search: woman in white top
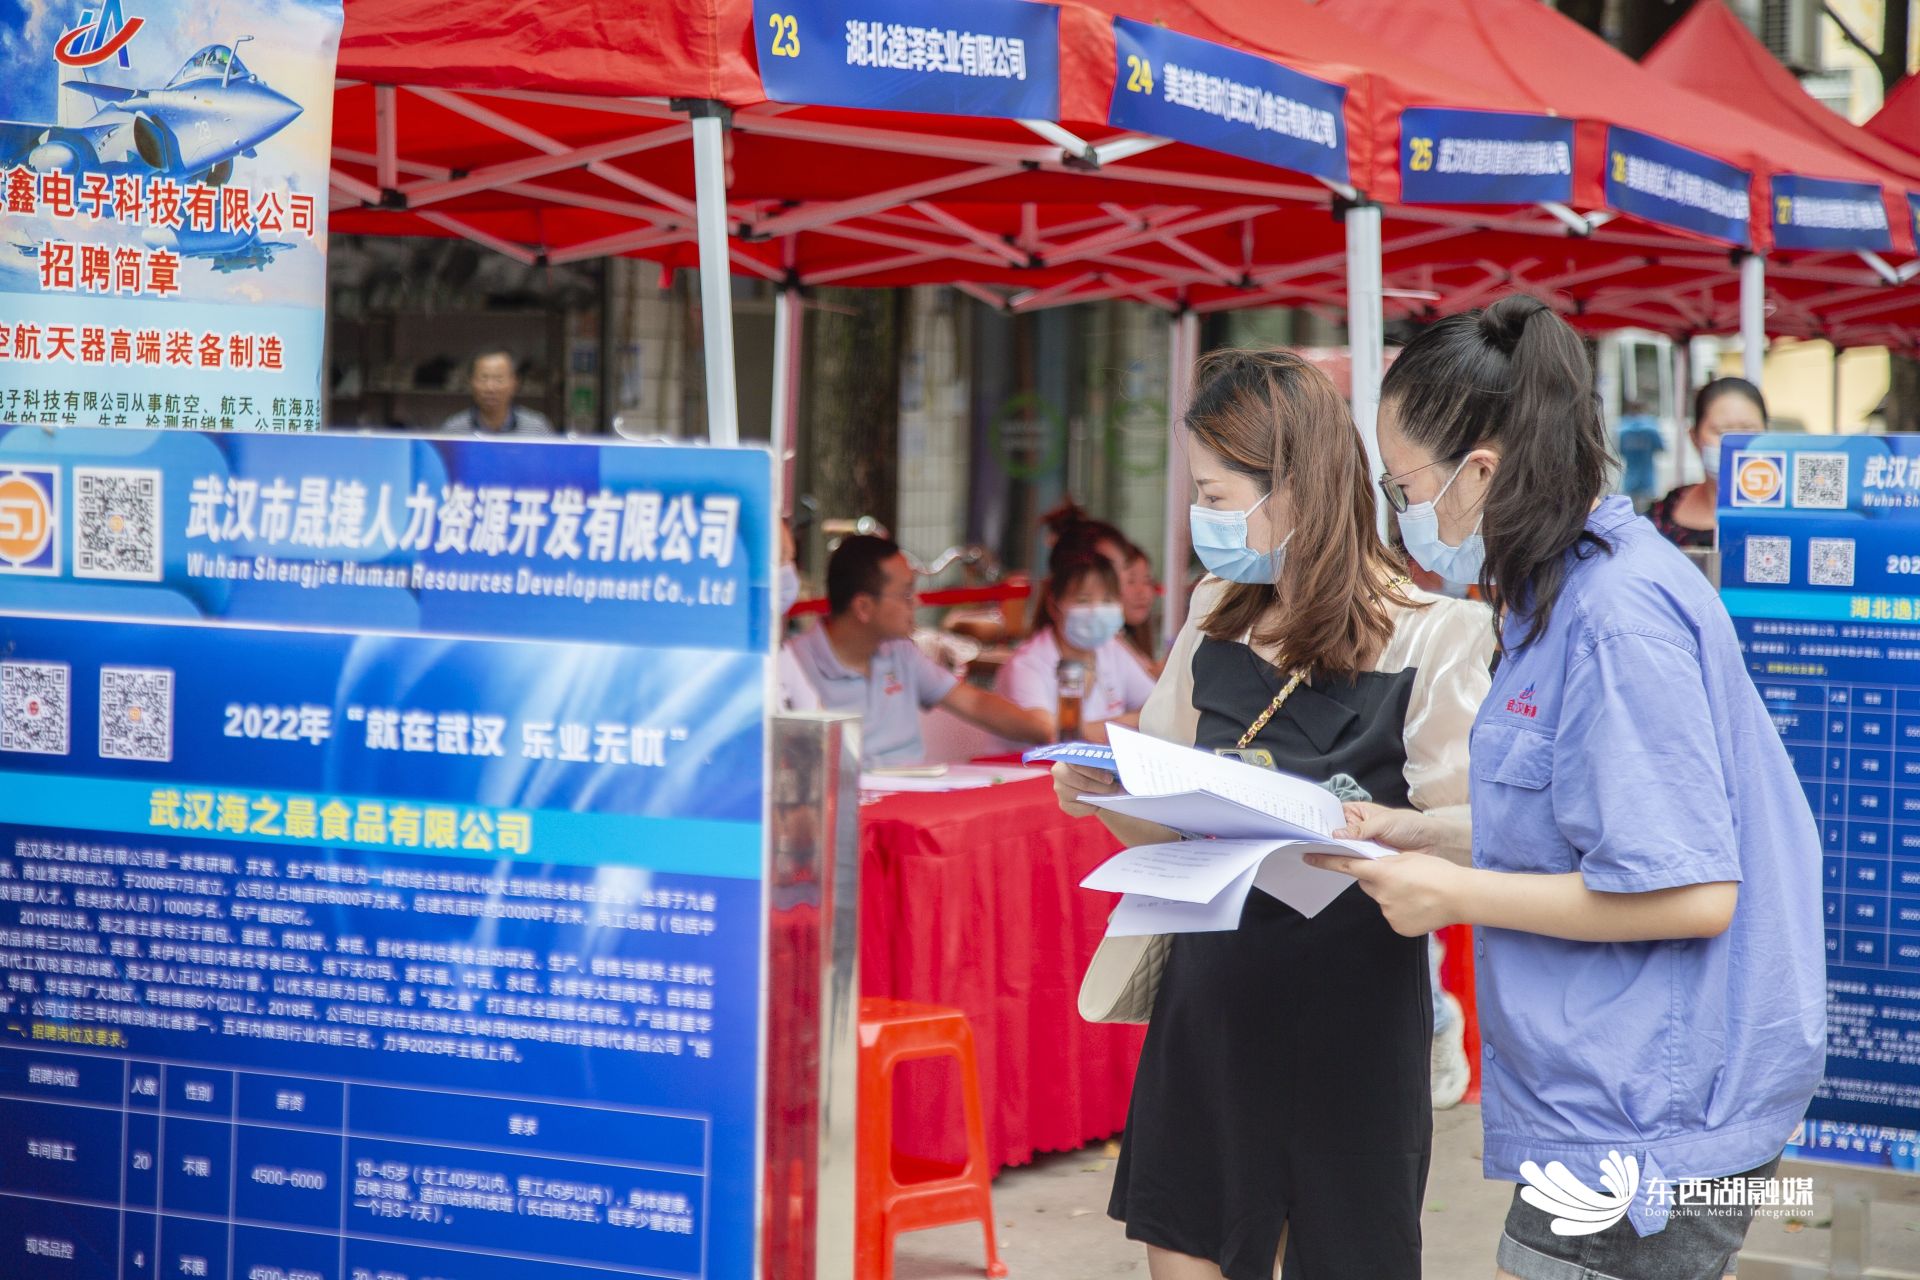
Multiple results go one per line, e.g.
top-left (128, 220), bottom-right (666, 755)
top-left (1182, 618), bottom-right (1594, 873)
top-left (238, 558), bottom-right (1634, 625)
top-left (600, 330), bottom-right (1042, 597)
top-left (995, 549), bottom-right (1157, 743)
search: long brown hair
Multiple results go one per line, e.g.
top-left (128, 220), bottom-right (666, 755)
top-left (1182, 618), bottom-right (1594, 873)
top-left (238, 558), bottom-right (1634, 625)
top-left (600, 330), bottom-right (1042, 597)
top-left (1188, 349), bottom-right (1412, 678)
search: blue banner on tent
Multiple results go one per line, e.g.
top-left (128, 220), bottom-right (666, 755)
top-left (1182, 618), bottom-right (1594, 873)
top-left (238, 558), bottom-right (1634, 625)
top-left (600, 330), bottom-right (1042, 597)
top-left (0, 430), bottom-right (773, 1279)
top-left (1604, 126), bottom-right (1752, 247)
top-left (1399, 108), bottom-right (1574, 205)
top-left (752, 0), bottom-right (1059, 120)
top-left (1718, 433), bottom-right (1920, 1146)
top-left (1108, 17), bottom-right (1347, 185)
top-left (1771, 174), bottom-right (1892, 252)
top-left (1906, 193), bottom-right (1920, 247)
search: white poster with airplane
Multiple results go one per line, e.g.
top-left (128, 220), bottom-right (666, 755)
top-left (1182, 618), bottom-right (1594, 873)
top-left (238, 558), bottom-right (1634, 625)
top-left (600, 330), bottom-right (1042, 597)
top-left (1, 0), bottom-right (340, 430)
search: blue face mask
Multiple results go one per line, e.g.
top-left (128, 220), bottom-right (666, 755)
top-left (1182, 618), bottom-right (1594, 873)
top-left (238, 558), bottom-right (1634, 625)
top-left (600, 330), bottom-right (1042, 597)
top-left (1061, 602), bottom-right (1124, 652)
top-left (1190, 493), bottom-right (1289, 585)
top-left (1395, 457), bottom-right (1486, 587)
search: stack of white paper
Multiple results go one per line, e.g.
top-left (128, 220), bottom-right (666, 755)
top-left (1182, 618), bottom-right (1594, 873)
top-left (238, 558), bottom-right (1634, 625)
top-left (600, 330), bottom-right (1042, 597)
top-left (1077, 726), bottom-right (1397, 931)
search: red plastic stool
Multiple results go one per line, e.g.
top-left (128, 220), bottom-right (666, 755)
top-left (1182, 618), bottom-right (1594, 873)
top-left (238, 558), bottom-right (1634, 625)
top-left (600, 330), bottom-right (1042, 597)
top-left (857, 997), bottom-right (1008, 1279)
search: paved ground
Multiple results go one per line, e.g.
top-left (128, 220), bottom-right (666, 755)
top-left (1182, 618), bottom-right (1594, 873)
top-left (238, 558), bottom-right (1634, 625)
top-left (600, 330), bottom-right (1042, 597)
top-left (894, 1104), bottom-right (1920, 1278)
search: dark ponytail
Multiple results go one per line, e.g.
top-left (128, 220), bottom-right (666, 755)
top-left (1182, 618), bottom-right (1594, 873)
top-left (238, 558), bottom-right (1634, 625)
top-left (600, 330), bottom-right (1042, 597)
top-left (1380, 294), bottom-right (1612, 647)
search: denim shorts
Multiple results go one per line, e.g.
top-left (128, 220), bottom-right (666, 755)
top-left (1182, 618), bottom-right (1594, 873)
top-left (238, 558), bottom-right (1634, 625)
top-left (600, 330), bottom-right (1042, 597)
top-left (1498, 1154), bottom-right (1782, 1280)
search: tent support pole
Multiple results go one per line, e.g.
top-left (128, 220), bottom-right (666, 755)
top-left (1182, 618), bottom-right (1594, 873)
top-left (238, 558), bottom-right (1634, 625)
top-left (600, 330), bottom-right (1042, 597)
top-left (1162, 309), bottom-right (1199, 652)
top-left (1739, 252), bottom-right (1766, 390)
top-left (771, 285), bottom-right (804, 517)
top-left (1345, 199), bottom-right (1387, 539)
top-left (686, 100), bottom-right (740, 446)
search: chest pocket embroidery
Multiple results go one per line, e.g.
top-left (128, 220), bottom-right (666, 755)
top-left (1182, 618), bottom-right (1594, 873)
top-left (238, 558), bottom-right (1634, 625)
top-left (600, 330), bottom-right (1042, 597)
top-left (1471, 722), bottom-right (1574, 872)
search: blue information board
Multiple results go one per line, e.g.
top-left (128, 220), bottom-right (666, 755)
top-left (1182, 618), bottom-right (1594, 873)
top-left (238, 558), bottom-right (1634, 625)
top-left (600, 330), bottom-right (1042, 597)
top-left (1719, 432), bottom-right (1920, 1168)
top-left (0, 427), bottom-right (772, 1279)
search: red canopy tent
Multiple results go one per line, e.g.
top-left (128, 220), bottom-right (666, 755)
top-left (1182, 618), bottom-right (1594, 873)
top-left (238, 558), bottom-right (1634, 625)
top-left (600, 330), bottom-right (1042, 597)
top-left (328, 0), bottom-right (1573, 601)
top-left (1867, 72), bottom-right (1920, 157)
top-left (1320, 0), bottom-right (1916, 367)
top-left (1643, 0), bottom-right (1920, 351)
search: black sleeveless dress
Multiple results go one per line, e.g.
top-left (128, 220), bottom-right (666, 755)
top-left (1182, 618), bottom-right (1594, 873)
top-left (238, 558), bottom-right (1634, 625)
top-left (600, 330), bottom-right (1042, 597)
top-left (1108, 636), bottom-right (1433, 1279)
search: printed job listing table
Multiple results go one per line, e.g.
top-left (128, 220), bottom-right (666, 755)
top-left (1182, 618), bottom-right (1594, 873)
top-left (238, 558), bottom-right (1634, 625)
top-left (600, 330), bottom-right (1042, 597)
top-left (1751, 673), bottom-right (1920, 970)
top-left (0, 1050), bottom-right (706, 1280)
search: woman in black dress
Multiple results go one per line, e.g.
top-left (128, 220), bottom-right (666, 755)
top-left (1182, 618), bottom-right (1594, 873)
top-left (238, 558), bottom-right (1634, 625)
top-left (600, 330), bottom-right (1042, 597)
top-left (1053, 350), bottom-right (1492, 1279)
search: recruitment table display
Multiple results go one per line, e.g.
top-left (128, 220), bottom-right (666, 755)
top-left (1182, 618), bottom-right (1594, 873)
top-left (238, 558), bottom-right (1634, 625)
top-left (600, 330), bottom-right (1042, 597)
top-left (859, 778), bottom-right (1142, 1174)
top-left (1718, 432), bottom-right (1920, 1180)
top-left (0, 427), bottom-right (773, 1280)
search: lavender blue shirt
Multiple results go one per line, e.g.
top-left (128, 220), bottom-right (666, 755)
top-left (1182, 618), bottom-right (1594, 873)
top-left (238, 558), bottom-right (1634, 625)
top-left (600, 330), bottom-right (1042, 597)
top-left (1470, 497), bottom-right (1825, 1204)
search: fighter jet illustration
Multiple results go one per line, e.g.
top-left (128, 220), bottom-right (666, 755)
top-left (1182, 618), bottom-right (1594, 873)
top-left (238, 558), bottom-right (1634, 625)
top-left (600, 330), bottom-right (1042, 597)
top-left (1, 40), bottom-right (302, 188)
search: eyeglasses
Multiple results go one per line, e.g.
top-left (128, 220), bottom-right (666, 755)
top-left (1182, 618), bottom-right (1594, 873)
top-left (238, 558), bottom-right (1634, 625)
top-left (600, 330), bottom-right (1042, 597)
top-left (1376, 452), bottom-right (1465, 514)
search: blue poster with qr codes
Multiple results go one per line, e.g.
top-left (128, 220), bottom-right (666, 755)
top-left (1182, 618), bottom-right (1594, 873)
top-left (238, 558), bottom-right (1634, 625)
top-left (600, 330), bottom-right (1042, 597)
top-left (0, 425), bottom-right (774, 1279)
top-left (1719, 432), bottom-right (1920, 1172)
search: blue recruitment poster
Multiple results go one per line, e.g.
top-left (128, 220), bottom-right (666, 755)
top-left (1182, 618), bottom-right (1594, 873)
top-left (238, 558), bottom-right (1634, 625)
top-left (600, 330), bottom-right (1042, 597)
top-left (1770, 175), bottom-right (1893, 253)
top-left (0, 426), bottom-right (775, 1279)
top-left (1398, 108), bottom-right (1574, 206)
top-left (0, 0), bottom-right (341, 431)
top-left (1108, 16), bottom-right (1347, 185)
top-left (1603, 126), bottom-right (1752, 248)
top-left (1719, 432), bottom-right (1920, 1173)
top-left (753, 0), bottom-right (1060, 120)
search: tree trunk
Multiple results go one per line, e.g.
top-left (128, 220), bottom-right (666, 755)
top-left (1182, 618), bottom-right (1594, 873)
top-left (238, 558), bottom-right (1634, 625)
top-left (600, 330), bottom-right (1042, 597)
top-left (1890, 356), bottom-right (1920, 435)
top-left (801, 289), bottom-right (903, 546)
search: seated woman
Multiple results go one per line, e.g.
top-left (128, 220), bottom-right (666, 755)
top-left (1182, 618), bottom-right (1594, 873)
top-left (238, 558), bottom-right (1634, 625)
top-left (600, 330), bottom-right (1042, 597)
top-left (994, 547), bottom-right (1156, 744)
top-left (1646, 376), bottom-right (1767, 549)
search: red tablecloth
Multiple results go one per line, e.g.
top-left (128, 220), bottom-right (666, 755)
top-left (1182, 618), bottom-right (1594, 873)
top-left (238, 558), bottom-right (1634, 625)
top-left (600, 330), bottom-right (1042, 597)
top-left (859, 777), bottom-right (1144, 1175)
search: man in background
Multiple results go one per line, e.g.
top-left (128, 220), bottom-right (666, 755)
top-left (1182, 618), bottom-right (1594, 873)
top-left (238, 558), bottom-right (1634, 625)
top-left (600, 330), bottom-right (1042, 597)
top-left (785, 535), bottom-right (1049, 767)
top-left (1616, 395), bottom-right (1665, 511)
top-left (441, 349), bottom-right (558, 436)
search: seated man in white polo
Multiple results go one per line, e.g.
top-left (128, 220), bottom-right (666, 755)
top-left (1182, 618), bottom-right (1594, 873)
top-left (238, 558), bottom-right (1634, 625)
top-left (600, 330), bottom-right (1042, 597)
top-left (785, 536), bottom-right (1048, 767)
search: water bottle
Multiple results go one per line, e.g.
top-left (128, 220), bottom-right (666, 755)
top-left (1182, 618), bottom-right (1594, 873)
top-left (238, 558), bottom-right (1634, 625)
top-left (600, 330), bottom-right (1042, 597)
top-left (1056, 659), bottom-right (1087, 741)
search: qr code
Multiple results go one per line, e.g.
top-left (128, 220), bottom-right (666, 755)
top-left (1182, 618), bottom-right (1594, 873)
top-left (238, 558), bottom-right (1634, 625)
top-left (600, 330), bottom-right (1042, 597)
top-left (1792, 453), bottom-right (1849, 510)
top-left (1, 661), bottom-right (69, 755)
top-left (1746, 536), bottom-right (1791, 585)
top-left (1809, 537), bottom-right (1856, 587)
top-left (74, 466), bottom-right (162, 581)
top-left (99, 666), bottom-right (173, 762)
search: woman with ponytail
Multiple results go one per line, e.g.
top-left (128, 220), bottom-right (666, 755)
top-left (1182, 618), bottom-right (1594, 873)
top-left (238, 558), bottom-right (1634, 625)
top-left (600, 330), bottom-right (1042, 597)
top-left (1049, 349), bottom-right (1494, 1280)
top-left (1305, 295), bottom-right (1825, 1280)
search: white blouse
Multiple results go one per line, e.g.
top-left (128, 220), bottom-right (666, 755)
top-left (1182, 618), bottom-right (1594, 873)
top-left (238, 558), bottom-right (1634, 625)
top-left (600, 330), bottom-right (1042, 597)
top-left (1139, 578), bottom-right (1494, 815)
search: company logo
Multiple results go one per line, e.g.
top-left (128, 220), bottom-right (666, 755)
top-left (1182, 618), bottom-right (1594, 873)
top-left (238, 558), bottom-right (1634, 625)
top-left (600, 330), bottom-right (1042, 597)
top-left (1730, 451), bottom-right (1787, 508)
top-left (0, 466), bottom-right (60, 576)
top-left (1519, 1150), bottom-right (1639, 1237)
top-left (1504, 683), bottom-right (1538, 719)
top-left (55, 0), bottom-right (145, 70)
